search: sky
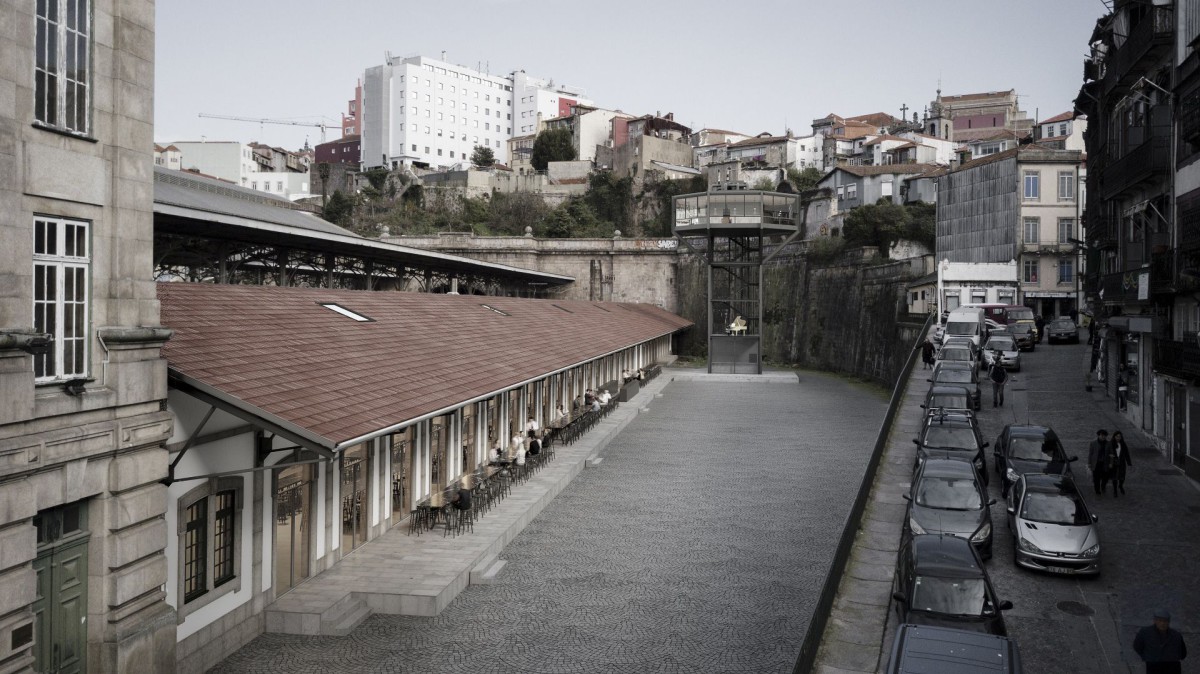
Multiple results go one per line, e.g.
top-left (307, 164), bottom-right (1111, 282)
top-left (155, 0), bottom-right (1109, 152)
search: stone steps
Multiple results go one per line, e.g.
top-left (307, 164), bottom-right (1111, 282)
top-left (322, 596), bottom-right (371, 637)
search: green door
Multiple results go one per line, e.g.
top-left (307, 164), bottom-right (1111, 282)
top-left (32, 503), bottom-right (89, 674)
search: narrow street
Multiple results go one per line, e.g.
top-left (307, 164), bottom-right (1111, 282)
top-left (971, 334), bottom-right (1200, 673)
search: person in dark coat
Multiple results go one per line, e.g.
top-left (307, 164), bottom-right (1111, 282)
top-left (1110, 430), bottom-right (1133, 496)
top-left (920, 338), bottom-right (936, 369)
top-left (1035, 315), bottom-right (1046, 343)
top-left (1133, 609), bottom-right (1187, 674)
top-left (1087, 429), bottom-right (1113, 496)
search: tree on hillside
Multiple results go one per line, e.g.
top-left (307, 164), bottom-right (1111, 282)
top-left (842, 200), bottom-right (912, 256)
top-left (584, 171), bottom-right (633, 231)
top-left (531, 128), bottom-right (576, 171)
top-left (786, 166), bottom-right (824, 192)
top-left (904, 201), bottom-right (936, 250)
top-left (323, 190), bottom-right (354, 227)
top-left (471, 145), bottom-right (495, 168)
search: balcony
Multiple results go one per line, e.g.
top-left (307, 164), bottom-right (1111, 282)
top-left (1155, 339), bottom-right (1200, 381)
top-left (1099, 267), bottom-right (1150, 303)
top-left (1021, 241), bottom-right (1076, 255)
top-left (1101, 129), bottom-right (1170, 199)
top-left (1102, 5), bottom-right (1174, 96)
top-left (1181, 199), bottom-right (1200, 254)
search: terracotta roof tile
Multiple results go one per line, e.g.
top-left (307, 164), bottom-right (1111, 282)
top-left (1040, 111), bottom-right (1075, 125)
top-left (160, 284), bottom-right (692, 449)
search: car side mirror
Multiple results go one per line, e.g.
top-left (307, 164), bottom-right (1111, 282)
top-left (920, 404), bottom-right (926, 409)
top-left (912, 439), bottom-right (920, 446)
top-left (999, 600), bottom-right (1014, 611)
top-left (1092, 514), bottom-right (1099, 522)
top-left (982, 442), bottom-right (990, 448)
top-left (902, 494), bottom-right (912, 501)
top-left (1068, 456), bottom-right (1078, 462)
top-left (988, 498), bottom-right (996, 505)
top-left (892, 592), bottom-right (908, 604)
top-left (926, 379), bottom-right (933, 383)
top-left (1006, 507), bottom-right (1015, 515)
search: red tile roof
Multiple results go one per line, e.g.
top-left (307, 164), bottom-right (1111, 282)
top-left (159, 284), bottom-right (692, 449)
top-left (1040, 111), bottom-right (1075, 125)
top-left (826, 163), bottom-right (939, 178)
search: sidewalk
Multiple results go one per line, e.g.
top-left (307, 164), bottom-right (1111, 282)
top-left (812, 335), bottom-right (1200, 673)
top-left (264, 373), bottom-right (674, 636)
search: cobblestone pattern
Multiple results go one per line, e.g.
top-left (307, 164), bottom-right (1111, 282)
top-left (211, 373), bottom-right (888, 673)
top-left (972, 339), bottom-right (1200, 674)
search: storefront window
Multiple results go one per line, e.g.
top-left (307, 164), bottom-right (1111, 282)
top-left (1122, 337), bottom-right (1139, 405)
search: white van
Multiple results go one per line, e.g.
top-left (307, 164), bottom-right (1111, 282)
top-left (944, 307), bottom-right (987, 350)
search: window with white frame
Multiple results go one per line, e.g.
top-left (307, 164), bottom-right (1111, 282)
top-left (1022, 258), bottom-right (1039, 283)
top-left (35, 0), bottom-right (91, 134)
top-left (1058, 218), bottom-right (1075, 243)
top-left (1058, 258), bottom-right (1074, 283)
top-left (1023, 217), bottom-right (1039, 244)
top-left (33, 217), bottom-right (89, 381)
top-left (1059, 123), bottom-right (1067, 136)
top-left (1023, 170), bottom-right (1040, 200)
top-left (178, 479), bottom-right (242, 617)
top-left (1058, 171), bottom-right (1075, 201)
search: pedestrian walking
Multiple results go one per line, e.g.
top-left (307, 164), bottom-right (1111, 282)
top-left (921, 338), bottom-right (936, 370)
top-left (1087, 319), bottom-right (1097, 345)
top-left (988, 354), bottom-right (1009, 407)
top-left (1035, 314), bottom-right (1046, 343)
top-left (1110, 430), bottom-right (1133, 495)
top-left (1133, 609), bottom-right (1187, 674)
top-left (1087, 429), bottom-right (1113, 496)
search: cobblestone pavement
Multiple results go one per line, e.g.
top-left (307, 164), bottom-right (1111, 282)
top-left (961, 336), bottom-right (1200, 673)
top-left (211, 373), bottom-right (888, 674)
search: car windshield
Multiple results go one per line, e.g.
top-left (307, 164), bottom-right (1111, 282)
top-left (936, 370), bottom-right (973, 384)
top-left (922, 426), bottom-right (979, 449)
top-left (1050, 320), bottom-right (1074, 329)
top-left (1010, 323), bottom-right (1032, 334)
top-left (940, 348), bottom-right (971, 361)
top-left (929, 394), bottom-right (969, 409)
top-left (986, 337), bottom-right (1015, 351)
top-left (1007, 308), bottom-right (1035, 322)
top-left (1009, 437), bottom-right (1060, 461)
top-left (946, 321), bottom-right (977, 336)
top-left (912, 576), bottom-right (994, 616)
top-left (1020, 492), bottom-right (1090, 525)
top-left (916, 477), bottom-right (982, 510)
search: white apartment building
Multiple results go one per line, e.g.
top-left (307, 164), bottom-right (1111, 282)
top-left (361, 55), bottom-right (592, 171)
top-left (170, 141), bottom-right (259, 182)
top-left (1036, 112), bottom-right (1087, 152)
top-left (159, 141), bottom-right (312, 200)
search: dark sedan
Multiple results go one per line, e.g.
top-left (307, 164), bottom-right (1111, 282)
top-left (921, 385), bottom-right (974, 417)
top-left (1044, 318), bottom-right (1079, 344)
top-left (1008, 322), bottom-right (1037, 351)
top-left (905, 459), bottom-right (995, 558)
top-left (914, 411), bottom-right (989, 484)
top-left (892, 534), bottom-right (1013, 636)
top-left (993, 425), bottom-right (1076, 496)
top-left (929, 362), bottom-right (981, 410)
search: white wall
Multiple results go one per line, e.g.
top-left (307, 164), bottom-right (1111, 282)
top-left (170, 142), bottom-right (255, 183)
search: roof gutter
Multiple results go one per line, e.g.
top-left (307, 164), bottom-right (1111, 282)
top-left (332, 326), bottom-right (685, 451)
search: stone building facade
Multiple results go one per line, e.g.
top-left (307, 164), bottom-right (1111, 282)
top-left (0, 2), bottom-right (176, 672)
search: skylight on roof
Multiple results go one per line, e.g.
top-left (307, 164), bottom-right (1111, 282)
top-left (480, 304), bottom-right (510, 316)
top-left (319, 303), bottom-right (373, 322)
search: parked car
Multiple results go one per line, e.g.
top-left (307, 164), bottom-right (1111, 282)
top-left (1006, 474), bottom-right (1100, 575)
top-left (921, 385), bottom-right (975, 417)
top-left (929, 362), bottom-right (982, 410)
top-left (1008, 322), bottom-right (1037, 351)
top-left (937, 344), bottom-right (980, 376)
top-left (885, 624), bottom-right (1023, 674)
top-left (905, 458), bottom-right (995, 558)
top-left (982, 334), bottom-right (1021, 372)
top-left (1044, 318), bottom-right (1080, 344)
top-left (993, 425), bottom-right (1076, 496)
top-left (914, 411), bottom-right (989, 483)
top-left (892, 534), bottom-right (1013, 636)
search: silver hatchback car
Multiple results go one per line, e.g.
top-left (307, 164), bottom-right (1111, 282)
top-left (1007, 474), bottom-right (1100, 575)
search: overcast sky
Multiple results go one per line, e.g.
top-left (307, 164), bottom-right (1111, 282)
top-left (155, 0), bottom-right (1107, 151)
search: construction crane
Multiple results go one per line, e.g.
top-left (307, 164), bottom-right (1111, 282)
top-left (197, 113), bottom-right (338, 143)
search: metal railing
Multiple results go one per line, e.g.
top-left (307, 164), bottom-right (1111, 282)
top-left (1103, 5), bottom-right (1173, 94)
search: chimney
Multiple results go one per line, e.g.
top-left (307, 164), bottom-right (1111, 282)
top-left (665, 112), bottom-right (674, 121)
